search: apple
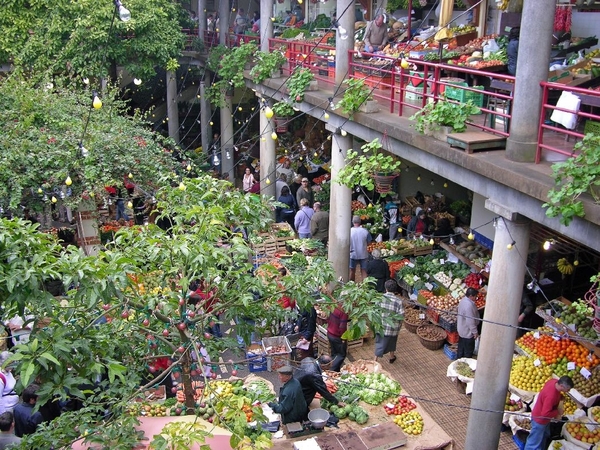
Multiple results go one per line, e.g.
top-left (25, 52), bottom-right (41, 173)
top-left (187, 310), bottom-right (195, 318)
top-left (162, 329), bottom-right (170, 337)
top-left (177, 322), bottom-right (186, 331)
top-left (179, 299), bottom-right (186, 306)
top-left (142, 318), bottom-right (150, 327)
top-left (211, 372), bottom-right (217, 379)
top-left (102, 304), bottom-right (111, 311)
top-left (121, 310), bottom-right (130, 319)
top-left (148, 365), bottom-right (156, 373)
top-left (204, 332), bottom-right (212, 340)
top-left (207, 416), bottom-right (213, 423)
top-left (177, 346), bottom-right (185, 353)
top-left (175, 407), bottom-right (182, 416)
top-left (231, 369), bottom-right (238, 376)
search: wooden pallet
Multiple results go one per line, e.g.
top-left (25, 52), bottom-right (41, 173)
top-left (447, 131), bottom-right (507, 154)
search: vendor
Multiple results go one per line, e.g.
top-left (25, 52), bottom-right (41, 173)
top-left (507, 27), bottom-right (520, 76)
top-left (363, 14), bottom-right (388, 53)
top-left (268, 366), bottom-right (308, 424)
top-left (295, 356), bottom-right (345, 408)
top-left (407, 207), bottom-right (431, 237)
top-left (283, 10), bottom-right (296, 27)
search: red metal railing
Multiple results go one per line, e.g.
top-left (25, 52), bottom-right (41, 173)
top-left (536, 82), bottom-right (600, 163)
top-left (269, 38), bottom-right (337, 85)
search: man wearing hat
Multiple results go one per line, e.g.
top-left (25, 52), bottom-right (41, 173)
top-left (295, 356), bottom-right (345, 408)
top-left (268, 366), bottom-right (307, 424)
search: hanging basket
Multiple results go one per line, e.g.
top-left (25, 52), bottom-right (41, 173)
top-left (373, 173), bottom-right (399, 194)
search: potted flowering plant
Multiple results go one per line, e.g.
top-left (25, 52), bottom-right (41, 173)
top-left (287, 67), bottom-right (315, 102)
top-left (336, 78), bottom-right (377, 118)
top-left (410, 96), bottom-right (480, 138)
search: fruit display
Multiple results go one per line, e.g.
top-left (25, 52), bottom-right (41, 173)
top-left (569, 369), bottom-right (600, 399)
top-left (504, 393), bottom-right (523, 412)
top-left (452, 241), bottom-right (489, 262)
top-left (509, 356), bottom-right (553, 392)
top-left (416, 325), bottom-right (447, 342)
top-left (367, 240), bottom-right (414, 257)
top-left (395, 253), bottom-right (470, 290)
top-left (393, 411), bottom-right (424, 435)
top-left (433, 272), bottom-right (453, 289)
top-left (384, 396), bottom-right (417, 416)
top-left (464, 273), bottom-right (485, 290)
top-left (127, 402), bottom-right (169, 417)
top-left (404, 308), bottom-right (429, 328)
top-left (589, 406), bottom-right (600, 423)
top-left (558, 300), bottom-right (597, 341)
top-left (427, 293), bottom-right (459, 311)
top-left (355, 373), bottom-right (401, 405)
top-left (564, 420), bottom-right (600, 446)
top-left (513, 417), bottom-right (531, 431)
top-left (557, 258), bottom-right (575, 275)
top-left (562, 393), bottom-right (578, 415)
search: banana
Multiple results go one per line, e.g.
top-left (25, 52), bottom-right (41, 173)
top-left (557, 258), bottom-right (574, 275)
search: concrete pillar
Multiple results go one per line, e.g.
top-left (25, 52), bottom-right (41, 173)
top-left (335, 0), bottom-right (354, 86)
top-left (220, 94), bottom-right (234, 180)
top-left (200, 81), bottom-right (211, 156)
top-left (260, 99), bottom-right (276, 200)
top-left (166, 70), bottom-right (180, 143)
top-left (505, 0), bottom-right (555, 162)
top-left (197, 0), bottom-right (206, 39)
top-left (260, 0), bottom-right (273, 53)
top-left (327, 128), bottom-right (352, 282)
top-left (465, 200), bottom-right (531, 450)
top-left (219, 0), bottom-right (229, 45)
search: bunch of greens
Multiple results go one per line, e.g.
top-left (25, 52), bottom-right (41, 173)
top-left (355, 373), bottom-right (401, 405)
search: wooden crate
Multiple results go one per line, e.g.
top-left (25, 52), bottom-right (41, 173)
top-left (433, 213), bottom-right (456, 228)
top-left (413, 245), bottom-right (434, 256)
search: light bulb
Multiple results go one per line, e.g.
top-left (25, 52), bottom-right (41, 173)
top-left (213, 154), bottom-right (220, 165)
top-left (51, 196), bottom-right (58, 203)
top-left (298, 0), bottom-right (302, 3)
top-left (45, 82), bottom-right (54, 90)
top-left (115, 1), bottom-right (131, 21)
top-left (299, 156), bottom-right (303, 161)
top-left (507, 242), bottom-right (514, 250)
top-left (261, 137), bottom-right (266, 142)
top-left (90, 192), bottom-right (95, 198)
top-left (543, 240), bottom-right (552, 250)
top-left (271, 132), bottom-right (278, 140)
top-left (338, 26), bottom-right (348, 40)
top-left (127, 201), bottom-right (133, 208)
top-left (340, 129), bottom-right (347, 137)
top-left (209, 121), bottom-right (214, 126)
top-left (92, 94), bottom-right (102, 109)
top-left (226, 150), bottom-right (231, 160)
top-left (133, 78), bottom-right (142, 85)
top-left (43, 194), bottom-right (48, 202)
top-left (314, 152), bottom-right (318, 157)
top-left (430, 180), bottom-right (434, 186)
top-left (60, 191), bottom-right (65, 199)
top-left (574, 260), bottom-right (579, 266)
top-left (80, 143), bottom-right (89, 157)
top-left (83, 78), bottom-right (89, 85)
top-left (238, 106), bottom-right (242, 111)
top-left (178, 182), bottom-right (186, 191)
top-left (324, 112), bottom-right (330, 120)
top-left (65, 176), bottom-right (72, 186)
top-left (186, 164), bottom-right (191, 171)
top-left (301, 142), bottom-right (307, 151)
top-left (37, 188), bottom-right (43, 194)
top-left (264, 107), bottom-right (274, 119)
top-left (527, 281), bottom-right (534, 290)
top-left (327, 135), bottom-right (331, 140)
top-left (128, 173), bottom-right (133, 179)
top-left (468, 232), bottom-right (474, 240)
top-left (108, 198), bottom-right (112, 205)
top-left (429, 238), bottom-right (434, 245)
top-left (444, 182), bottom-right (448, 188)
top-left (271, 17), bottom-right (275, 22)
top-left (449, 237), bottom-right (454, 245)
top-left (417, 175), bottom-right (421, 181)
top-left (266, 178), bottom-right (271, 185)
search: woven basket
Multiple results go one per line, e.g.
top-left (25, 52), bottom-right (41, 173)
top-left (404, 308), bottom-right (427, 334)
top-left (416, 325), bottom-right (447, 350)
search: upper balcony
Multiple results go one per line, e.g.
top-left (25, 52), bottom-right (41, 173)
top-left (188, 29), bottom-right (600, 249)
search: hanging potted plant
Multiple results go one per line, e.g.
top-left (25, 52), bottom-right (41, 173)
top-left (272, 101), bottom-right (295, 133)
top-left (287, 67), bottom-right (316, 102)
top-left (543, 134), bottom-right (600, 226)
top-left (335, 138), bottom-right (401, 193)
top-left (336, 78), bottom-right (378, 119)
top-left (249, 49), bottom-right (287, 83)
top-left (410, 96), bottom-right (480, 139)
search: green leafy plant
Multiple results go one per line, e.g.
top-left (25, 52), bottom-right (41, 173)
top-left (207, 42), bottom-right (258, 106)
top-left (336, 78), bottom-right (374, 119)
top-left (287, 67), bottom-right (315, 102)
top-left (543, 134), bottom-right (600, 226)
top-left (272, 101), bottom-right (295, 118)
top-left (249, 48), bottom-right (286, 83)
top-left (410, 96), bottom-right (480, 133)
top-left (335, 138), bottom-right (402, 191)
top-left (149, 421), bottom-right (210, 450)
top-left (281, 28), bottom-right (304, 39)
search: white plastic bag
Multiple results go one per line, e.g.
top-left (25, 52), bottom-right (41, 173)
top-left (473, 336), bottom-right (480, 355)
top-left (483, 39), bottom-right (500, 54)
top-left (550, 91), bottom-right (581, 130)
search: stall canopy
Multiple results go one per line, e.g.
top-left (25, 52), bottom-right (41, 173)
top-left (435, 0), bottom-right (454, 41)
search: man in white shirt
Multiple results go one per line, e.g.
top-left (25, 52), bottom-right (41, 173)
top-left (349, 216), bottom-right (372, 282)
top-left (457, 288), bottom-right (480, 358)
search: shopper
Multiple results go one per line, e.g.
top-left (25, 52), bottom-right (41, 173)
top-left (384, 198), bottom-right (400, 240)
top-left (276, 186), bottom-right (296, 228)
top-left (407, 207), bottom-right (430, 237)
top-left (294, 198), bottom-right (314, 239)
top-left (0, 352), bottom-right (19, 414)
top-left (296, 178), bottom-right (314, 208)
top-left (268, 366), bottom-right (307, 424)
top-left (327, 304), bottom-right (349, 372)
top-left (457, 288), bottom-right (479, 359)
top-left (374, 280), bottom-right (404, 364)
top-left (242, 167), bottom-right (257, 193)
top-left (524, 376), bottom-right (574, 450)
top-left (365, 249), bottom-right (389, 293)
top-left (0, 412), bottom-right (20, 449)
top-left (310, 202), bottom-right (329, 246)
top-left (294, 356), bottom-right (345, 407)
top-left (349, 216), bottom-right (372, 282)
top-left (13, 384), bottom-right (43, 437)
top-left (275, 173), bottom-right (289, 201)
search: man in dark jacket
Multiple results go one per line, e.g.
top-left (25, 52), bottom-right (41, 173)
top-left (294, 356), bottom-right (345, 407)
top-left (268, 366), bottom-right (307, 424)
top-left (13, 384), bottom-right (43, 437)
top-left (365, 248), bottom-right (389, 293)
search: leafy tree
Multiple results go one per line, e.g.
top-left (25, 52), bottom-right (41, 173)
top-left (0, 74), bottom-right (176, 215)
top-left (0, 0), bottom-right (187, 82)
top-left (1, 175), bottom-right (388, 449)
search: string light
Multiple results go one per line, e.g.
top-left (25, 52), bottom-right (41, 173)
top-left (340, 129), bottom-right (347, 137)
top-left (65, 176), bottom-right (72, 186)
top-left (79, 143), bottom-right (89, 157)
top-left (178, 182), bottom-right (186, 191)
top-left (543, 240), bottom-right (554, 250)
top-left (417, 174), bottom-right (421, 181)
top-left (213, 153), bottom-right (220, 165)
top-left (127, 200), bottom-right (133, 208)
top-left (37, 188), bottom-right (43, 194)
top-left (449, 236), bottom-right (454, 245)
top-left (443, 182), bottom-right (448, 188)
top-left (507, 241), bottom-right (515, 250)
top-left (429, 238), bottom-right (434, 245)
top-left (265, 178), bottom-right (271, 185)
top-left (133, 78), bottom-right (142, 85)
top-left (92, 92), bottom-right (102, 109)
top-left (226, 150), bottom-right (231, 160)
top-left (51, 196), bottom-right (58, 203)
top-left (467, 232), bottom-right (474, 240)
top-left (271, 132), bottom-right (278, 140)
top-left (430, 179), bottom-right (434, 186)
top-left (323, 112), bottom-right (330, 120)
top-left (264, 107), bottom-right (274, 119)
top-left (128, 173), bottom-right (133, 179)
top-left (186, 164), bottom-right (191, 171)
top-left (328, 97), bottom-right (336, 110)
top-left (301, 142), bottom-right (307, 151)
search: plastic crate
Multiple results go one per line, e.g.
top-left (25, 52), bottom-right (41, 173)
top-left (262, 336), bottom-right (292, 372)
top-left (248, 356), bottom-right (268, 373)
top-left (405, 86), bottom-right (424, 101)
top-left (446, 331), bottom-right (459, 345)
top-left (443, 344), bottom-right (458, 361)
top-left (426, 307), bottom-right (440, 324)
top-left (439, 315), bottom-right (458, 333)
top-left (445, 83), bottom-right (484, 111)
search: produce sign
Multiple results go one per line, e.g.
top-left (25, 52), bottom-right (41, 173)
top-left (509, 355), bottom-right (553, 392)
top-left (384, 396), bottom-right (417, 416)
top-left (393, 411), bottom-right (424, 435)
